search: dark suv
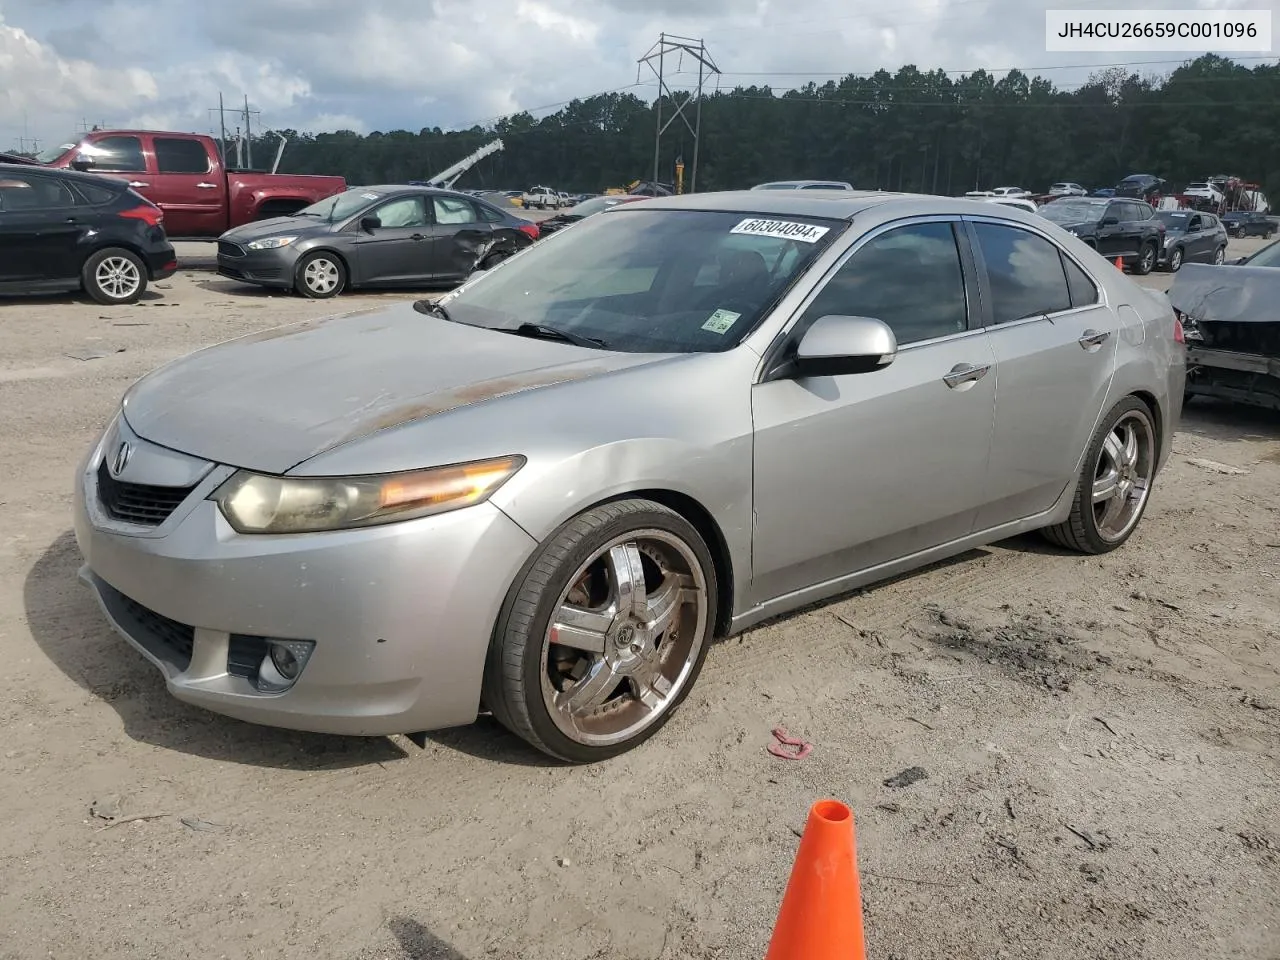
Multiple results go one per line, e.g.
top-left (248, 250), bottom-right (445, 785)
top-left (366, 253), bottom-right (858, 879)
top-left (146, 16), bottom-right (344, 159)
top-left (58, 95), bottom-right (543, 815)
top-left (1039, 196), bottom-right (1165, 274)
top-left (0, 163), bottom-right (176, 304)
top-left (1154, 210), bottom-right (1229, 271)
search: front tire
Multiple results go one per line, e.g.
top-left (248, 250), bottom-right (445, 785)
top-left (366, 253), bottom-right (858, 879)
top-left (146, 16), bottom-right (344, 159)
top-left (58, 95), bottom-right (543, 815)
top-left (1213, 245), bottom-right (1226, 265)
top-left (1165, 246), bottom-right (1183, 272)
top-left (294, 252), bottom-right (345, 299)
top-left (483, 499), bottom-right (718, 763)
top-left (1042, 396), bottom-right (1157, 555)
top-left (83, 248), bottom-right (147, 305)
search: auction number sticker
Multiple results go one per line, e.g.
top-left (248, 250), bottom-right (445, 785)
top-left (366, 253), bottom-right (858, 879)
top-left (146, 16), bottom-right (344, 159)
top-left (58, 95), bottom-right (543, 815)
top-left (730, 218), bottom-right (830, 243)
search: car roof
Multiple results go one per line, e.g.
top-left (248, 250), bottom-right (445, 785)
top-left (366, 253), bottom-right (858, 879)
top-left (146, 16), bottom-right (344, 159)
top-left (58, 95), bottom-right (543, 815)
top-left (0, 162), bottom-right (127, 187)
top-left (619, 189), bottom-right (1056, 223)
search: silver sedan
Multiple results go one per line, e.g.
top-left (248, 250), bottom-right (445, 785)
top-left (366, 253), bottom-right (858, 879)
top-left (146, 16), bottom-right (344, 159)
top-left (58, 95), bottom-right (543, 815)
top-left (74, 191), bottom-right (1185, 762)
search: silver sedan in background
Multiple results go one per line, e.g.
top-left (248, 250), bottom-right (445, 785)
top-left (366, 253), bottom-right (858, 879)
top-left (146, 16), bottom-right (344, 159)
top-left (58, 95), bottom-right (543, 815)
top-left (74, 191), bottom-right (1184, 762)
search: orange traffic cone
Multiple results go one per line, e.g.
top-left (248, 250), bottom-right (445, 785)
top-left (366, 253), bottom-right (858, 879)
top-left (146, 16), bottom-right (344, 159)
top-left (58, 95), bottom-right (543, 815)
top-left (765, 800), bottom-right (866, 960)
top-left (1114, 256), bottom-right (1124, 271)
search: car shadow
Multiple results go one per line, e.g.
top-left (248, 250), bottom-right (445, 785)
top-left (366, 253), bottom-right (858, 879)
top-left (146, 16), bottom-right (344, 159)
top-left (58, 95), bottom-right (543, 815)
top-left (24, 531), bottom-right (408, 771)
top-left (385, 917), bottom-right (470, 959)
top-left (1178, 398), bottom-right (1280, 443)
top-left (193, 277), bottom-right (451, 301)
top-left (0, 289), bottom-right (165, 307)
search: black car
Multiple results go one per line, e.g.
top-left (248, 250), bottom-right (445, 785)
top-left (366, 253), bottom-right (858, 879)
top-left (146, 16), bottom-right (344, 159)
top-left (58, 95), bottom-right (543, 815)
top-left (1154, 210), bottom-right (1228, 271)
top-left (1221, 211), bottom-right (1276, 239)
top-left (537, 194), bottom-right (648, 236)
top-left (216, 186), bottom-right (539, 298)
top-left (1113, 174), bottom-right (1166, 200)
top-left (0, 163), bottom-right (176, 304)
top-left (1038, 196), bottom-right (1165, 274)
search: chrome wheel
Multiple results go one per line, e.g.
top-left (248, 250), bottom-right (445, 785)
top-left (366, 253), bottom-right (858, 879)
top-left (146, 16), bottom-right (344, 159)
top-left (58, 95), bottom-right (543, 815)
top-left (1213, 246), bottom-right (1225, 265)
top-left (1168, 247), bottom-right (1183, 271)
top-left (95, 256), bottom-right (141, 300)
top-left (1091, 409), bottom-right (1155, 543)
top-left (303, 257), bottom-right (340, 294)
top-left (539, 529), bottom-right (708, 747)
top-left (1139, 244), bottom-right (1156, 274)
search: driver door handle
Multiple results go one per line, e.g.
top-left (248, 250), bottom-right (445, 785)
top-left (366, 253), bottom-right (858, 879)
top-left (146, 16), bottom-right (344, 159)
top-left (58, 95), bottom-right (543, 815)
top-left (942, 362), bottom-right (991, 388)
top-left (195, 182), bottom-right (218, 189)
top-left (1078, 329), bottom-right (1111, 349)
top-left (410, 233), bottom-right (427, 241)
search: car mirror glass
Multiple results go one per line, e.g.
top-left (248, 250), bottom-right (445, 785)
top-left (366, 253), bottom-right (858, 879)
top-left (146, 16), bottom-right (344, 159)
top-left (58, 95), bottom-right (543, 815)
top-left (790, 315), bottom-right (898, 378)
top-left (360, 215), bottom-right (381, 232)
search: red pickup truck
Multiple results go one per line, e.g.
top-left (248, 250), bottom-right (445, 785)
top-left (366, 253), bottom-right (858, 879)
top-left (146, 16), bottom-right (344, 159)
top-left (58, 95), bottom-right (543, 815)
top-left (31, 130), bottom-right (346, 238)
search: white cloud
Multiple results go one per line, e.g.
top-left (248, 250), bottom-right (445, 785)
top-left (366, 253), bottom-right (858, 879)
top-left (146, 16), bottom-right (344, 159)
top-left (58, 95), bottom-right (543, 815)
top-left (1, 0), bottom-right (1277, 149)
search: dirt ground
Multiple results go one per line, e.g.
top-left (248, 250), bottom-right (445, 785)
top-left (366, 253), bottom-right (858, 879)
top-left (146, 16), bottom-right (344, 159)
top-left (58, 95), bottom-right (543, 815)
top-left (0, 235), bottom-right (1276, 960)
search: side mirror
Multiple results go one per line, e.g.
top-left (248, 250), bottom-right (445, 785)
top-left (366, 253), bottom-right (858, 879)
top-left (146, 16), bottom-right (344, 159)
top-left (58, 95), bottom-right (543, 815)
top-left (70, 154), bottom-right (95, 172)
top-left (1100, 215), bottom-right (1119, 226)
top-left (360, 215), bottom-right (381, 232)
top-left (790, 315), bottom-right (898, 378)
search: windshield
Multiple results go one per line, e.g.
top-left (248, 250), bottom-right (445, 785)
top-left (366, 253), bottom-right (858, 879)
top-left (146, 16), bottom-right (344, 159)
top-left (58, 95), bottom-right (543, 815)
top-left (1040, 199), bottom-right (1105, 223)
top-left (1244, 240), bottom-right (1280, 268)
top-left (438, 208), bottom-right (843, 353)
top-left (35, 138), bottom-right (79, 164)
top-left (297, 189), bottom-right (378, 221)
top-left (1156, 212), bottom-right (1190, 229)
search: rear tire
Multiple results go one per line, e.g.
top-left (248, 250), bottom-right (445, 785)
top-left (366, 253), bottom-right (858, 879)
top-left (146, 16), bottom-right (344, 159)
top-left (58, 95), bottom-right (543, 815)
top-left (1042, 396), bottom-right (1157, 555)
top-left (82, 248), bottom-right (147, 305)
top-left (483, 499), bottom-right (718, 763)
top-left (1133, 242), bottom-right (1157, 276)
top-left (294, 252), bottom-right (345, 299)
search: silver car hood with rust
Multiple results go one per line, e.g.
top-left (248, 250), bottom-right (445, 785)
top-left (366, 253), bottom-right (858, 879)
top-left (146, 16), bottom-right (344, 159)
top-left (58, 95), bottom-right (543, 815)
top-left (121, 304), bottom-right (664, 474)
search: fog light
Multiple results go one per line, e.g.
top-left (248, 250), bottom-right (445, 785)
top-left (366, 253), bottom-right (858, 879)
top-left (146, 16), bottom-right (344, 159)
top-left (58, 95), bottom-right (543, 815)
top-left (256, 640), bottom-right (315, 692)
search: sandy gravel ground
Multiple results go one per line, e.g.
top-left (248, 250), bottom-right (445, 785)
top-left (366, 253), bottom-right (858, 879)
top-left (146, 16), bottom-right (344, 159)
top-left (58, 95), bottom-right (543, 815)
top-left (0, 236), bottom-right (1276, 960)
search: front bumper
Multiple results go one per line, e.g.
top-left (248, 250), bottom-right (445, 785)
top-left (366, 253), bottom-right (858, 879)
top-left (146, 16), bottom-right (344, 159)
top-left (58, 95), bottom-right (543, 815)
top-left (73, 419), bottom-right (538, 736)
top-left (216, 243), bottom-right (299, 288)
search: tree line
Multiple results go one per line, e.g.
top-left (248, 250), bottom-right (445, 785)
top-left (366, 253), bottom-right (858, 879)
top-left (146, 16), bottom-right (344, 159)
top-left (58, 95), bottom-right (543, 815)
top-left (161, 54), bottom-right (1280, 201)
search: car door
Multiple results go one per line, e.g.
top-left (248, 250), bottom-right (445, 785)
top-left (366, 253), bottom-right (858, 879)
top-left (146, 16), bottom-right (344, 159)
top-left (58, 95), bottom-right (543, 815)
top-left (1118, 201), bottom-right (1151, 257)
top-left (430, 195), bottom-right (494, 280)
top-left (966, 218), bottom-right (1119, 529)
top-left (1183, 214), bottom-right (1208, 261)
top-left (0, 171), bottom-right (82, 284)
top-left (144, 135), bottom-right (224, 237)
top-left (76, 134), bottom-right (150, 194)
top-left (1094, 202), bottom-right (1128, 257)
top-left (750, 218), bottom-right (997, 603)
top-left (352, 194), bottom-right (434, 284)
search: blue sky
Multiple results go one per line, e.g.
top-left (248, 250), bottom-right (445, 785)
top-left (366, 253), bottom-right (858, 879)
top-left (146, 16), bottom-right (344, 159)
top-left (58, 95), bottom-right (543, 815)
top-left (1, 0), bottom-right (1275, 151)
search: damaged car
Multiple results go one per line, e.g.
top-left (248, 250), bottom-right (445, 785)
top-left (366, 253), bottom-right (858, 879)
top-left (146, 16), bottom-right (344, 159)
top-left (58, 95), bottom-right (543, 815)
top-left (1170, 247), bottom-right (1280, 411)
top-left (216, 186), bottom-right (539, 298)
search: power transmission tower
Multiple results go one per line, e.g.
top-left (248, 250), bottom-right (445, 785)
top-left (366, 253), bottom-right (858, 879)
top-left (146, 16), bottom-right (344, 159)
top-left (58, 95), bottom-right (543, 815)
top-left (638, 33), bottom-right (720, 193)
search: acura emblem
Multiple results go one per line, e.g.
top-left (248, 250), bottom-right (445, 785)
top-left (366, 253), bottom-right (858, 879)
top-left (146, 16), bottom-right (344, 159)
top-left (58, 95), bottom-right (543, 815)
top-left (110, 441), bottom-right (132, 477)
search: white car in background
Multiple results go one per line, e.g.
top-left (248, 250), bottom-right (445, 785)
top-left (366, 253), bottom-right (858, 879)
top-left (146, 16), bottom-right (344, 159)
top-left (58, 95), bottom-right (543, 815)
top-left (1183, 182), bottom-right (1225, 205)
top-left (521, 186), bottom-right (562, 210)
top-left (1049, 182), bottom-right (1088, 197)
top-left (991, 186), bottom-right (1031, 198)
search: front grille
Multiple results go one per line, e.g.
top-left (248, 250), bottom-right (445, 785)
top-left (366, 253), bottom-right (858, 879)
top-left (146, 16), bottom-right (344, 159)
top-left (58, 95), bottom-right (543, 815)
top-left (217, 240), bottom-right (245, 258)
top-left (117, 591), bottom-right (194, 670)
top-left (97, 461), bottom-right (194, 526)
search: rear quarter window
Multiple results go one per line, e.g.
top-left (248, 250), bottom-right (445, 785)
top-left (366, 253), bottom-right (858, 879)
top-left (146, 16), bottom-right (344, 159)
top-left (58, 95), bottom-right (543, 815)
top-left (71, 180), bottom-right (121, 205)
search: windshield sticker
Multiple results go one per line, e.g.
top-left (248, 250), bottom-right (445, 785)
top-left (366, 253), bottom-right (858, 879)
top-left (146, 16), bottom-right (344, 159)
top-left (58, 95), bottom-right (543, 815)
top-left (360, 192), bottom-right (381, 200)
top-left (702, 309), bottom-right (741, 334)
top-left (730, 218), bottom-right (829, 244)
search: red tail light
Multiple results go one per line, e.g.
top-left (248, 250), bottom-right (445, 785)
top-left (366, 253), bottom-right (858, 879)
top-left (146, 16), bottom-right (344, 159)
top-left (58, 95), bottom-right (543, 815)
top-left (119, 203), bottom-right (164, 227)
top-left (1173, 311), bottom-right (1185, 343)
top-left (518, 223), bottom-right (540, 240)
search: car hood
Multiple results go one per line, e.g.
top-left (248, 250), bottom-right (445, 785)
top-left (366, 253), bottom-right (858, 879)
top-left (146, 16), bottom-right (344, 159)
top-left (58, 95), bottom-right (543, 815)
top-left (221, 216), bottom-right (336, 243)
top-left (121, 304), bottom-right (665, 474)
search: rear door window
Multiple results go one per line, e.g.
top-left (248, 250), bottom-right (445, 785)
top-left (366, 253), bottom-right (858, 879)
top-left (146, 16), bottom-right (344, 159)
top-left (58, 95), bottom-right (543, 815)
top-left (154, 137), bottom-right (211, 174)
top-left (972, 221), bottom-right (1072, 323)
top-left (433, 196), bottom-right (480, 225)
top-left (0, 172), bottom-right (77, 211)
top-left (83, 136), bottom-right (146, 172)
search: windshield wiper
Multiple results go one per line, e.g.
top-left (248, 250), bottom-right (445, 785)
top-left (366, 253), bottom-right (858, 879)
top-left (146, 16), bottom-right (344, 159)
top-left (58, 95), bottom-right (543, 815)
top-left (415, 299), bottom-right (453, 322)
top-left (506, 322), bottom-right (607, 349)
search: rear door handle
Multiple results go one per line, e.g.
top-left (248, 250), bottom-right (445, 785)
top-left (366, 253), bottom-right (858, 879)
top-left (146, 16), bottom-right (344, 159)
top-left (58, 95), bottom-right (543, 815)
top-left (1078, 329), bottom-right (1111, 350)
top-left (195, 182), bottom-right (218, 189)
top-left (128, 181), bottom-right (149, 188)
top-left (942, 362), bottom-right (991, 389)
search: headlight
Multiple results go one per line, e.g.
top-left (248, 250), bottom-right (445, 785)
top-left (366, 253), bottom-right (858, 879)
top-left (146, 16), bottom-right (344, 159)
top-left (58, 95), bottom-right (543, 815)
top-left (211, 456), bottom-right (525, 534)
top-left (245, 236), bottom-right (298, 250)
